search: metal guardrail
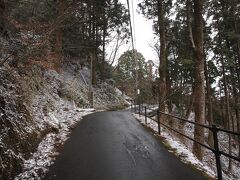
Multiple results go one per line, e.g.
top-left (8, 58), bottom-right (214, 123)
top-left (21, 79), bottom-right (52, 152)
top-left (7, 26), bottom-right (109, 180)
top-left (130, 104), bottom-right (240, 180)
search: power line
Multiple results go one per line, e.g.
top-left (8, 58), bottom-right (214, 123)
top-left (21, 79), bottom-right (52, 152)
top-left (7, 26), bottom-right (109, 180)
top-left (130, 0), bottom-right (138, 100)
top-left (126, 0), bottom-right (138, 101)
top-left (131, 0), bottom-right (137, 49)
top-left (126, 0), bottom-right (135, 51)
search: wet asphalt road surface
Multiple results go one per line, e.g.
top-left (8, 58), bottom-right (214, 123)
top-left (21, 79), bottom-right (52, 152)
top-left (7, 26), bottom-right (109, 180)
top-left (45, 111), bottom-right (207, 180)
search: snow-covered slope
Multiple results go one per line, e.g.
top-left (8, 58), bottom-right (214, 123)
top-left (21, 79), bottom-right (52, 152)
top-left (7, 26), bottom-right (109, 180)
top-left (0, 63), bottom-right (129, 179)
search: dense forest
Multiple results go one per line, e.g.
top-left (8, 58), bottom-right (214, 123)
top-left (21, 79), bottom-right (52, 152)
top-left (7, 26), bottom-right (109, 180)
top-left (0, 0), bottom-right (130, 80)
top-left (138, 0), bottom-right (240, 177)
top-left (0, 0), bottom-right (240, 179)
top-left (138, 0), bottom-right (240, 163)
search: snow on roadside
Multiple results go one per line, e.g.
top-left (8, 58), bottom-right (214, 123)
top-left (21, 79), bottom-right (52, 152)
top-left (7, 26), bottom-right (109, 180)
top-left (14, 133), bottom-right (57, 180)
top-left (14, 67), bottom-right (129, 180)
top-left (15, 106), bottom-right (94, 180)
top-left (133, 113), bottom-right (216, 179)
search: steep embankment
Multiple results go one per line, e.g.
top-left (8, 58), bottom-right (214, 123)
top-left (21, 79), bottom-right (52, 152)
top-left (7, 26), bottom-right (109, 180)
top-left (0, 63), bottom-right (129, 179)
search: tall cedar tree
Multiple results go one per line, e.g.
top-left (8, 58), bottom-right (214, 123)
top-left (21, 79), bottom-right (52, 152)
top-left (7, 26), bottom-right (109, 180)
top-left (187, 0), bottom-right (205, 160)
top-left (157, 0), bottom-right (167, 119)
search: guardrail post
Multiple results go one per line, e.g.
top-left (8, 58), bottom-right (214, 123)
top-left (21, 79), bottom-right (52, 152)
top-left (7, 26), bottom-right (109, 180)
top-left (212, 125), bottom-right (222, 180)
top-left (157, 110), bottom-right (160, 135)
top-left (144, 106), bottom-right (147, 124)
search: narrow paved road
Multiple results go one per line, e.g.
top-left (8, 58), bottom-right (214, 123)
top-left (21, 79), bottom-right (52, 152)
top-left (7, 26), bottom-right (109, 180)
top-left (45, 111), bottom-right (207, 180)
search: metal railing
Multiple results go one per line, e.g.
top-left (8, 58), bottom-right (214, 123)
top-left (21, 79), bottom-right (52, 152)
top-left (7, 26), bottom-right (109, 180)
top-left (130, 104), bottom-right (240, 180)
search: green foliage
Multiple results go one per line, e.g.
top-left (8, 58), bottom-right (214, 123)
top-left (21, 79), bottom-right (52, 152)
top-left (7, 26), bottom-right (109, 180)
top-left (61, 0), bottom-right (129, 59)
top-left (2, 0), bottom-right (129, 76)
top-left (114, 49), bottom-right (146, 86)
top-left (114, 49), bottom-right (155, 102)
top-left (116, 49), bottom-right (147, 79)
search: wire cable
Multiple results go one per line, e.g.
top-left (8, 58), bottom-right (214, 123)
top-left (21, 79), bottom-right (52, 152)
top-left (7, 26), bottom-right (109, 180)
top-left (131, 0), bottom-right (137, 49)
top-left (126, 0), bottom-right (135, 51)
top-left (126, 0), bottom-right (138, 102)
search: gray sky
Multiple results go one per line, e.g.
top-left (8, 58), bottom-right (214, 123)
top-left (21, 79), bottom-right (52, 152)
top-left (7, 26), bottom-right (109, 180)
top-left (107, 0), bottom-right (158, 65)
top-left (128, 0), bottom-right (157, 61)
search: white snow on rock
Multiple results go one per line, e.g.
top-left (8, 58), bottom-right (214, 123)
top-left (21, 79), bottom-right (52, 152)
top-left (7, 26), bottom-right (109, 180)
top-left (13, 65), bottom-right (129, 179)
top-left (1, 60), bottom-right (130, 180)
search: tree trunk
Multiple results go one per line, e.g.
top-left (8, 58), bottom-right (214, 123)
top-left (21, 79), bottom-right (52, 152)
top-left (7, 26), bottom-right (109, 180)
top-left (157, 0), bottom-right (167, 120)
top-left (230, 64), bottom-right (240, 157)
top-left (185, 85), bottom-right (195, 120)
top-left (88, 0), bottom-right (97, 86)
top-left (205, 60), bottom-right (214, 147)
top-left (234, 6), bottom-right (240, 68)
top-left (187, 0), bottom-right (205, 160)
top-left (100, 12), bottom-right (107, 80)
top-left (235, 60), bottom-right (240, 158)
top-left (166, 63), bottom-right (172, 114)
top-left (234, 18), bottom-right (240, 157)
top-left (220, 49), bottom-right (232, 171)
top-left (54, 0), bottom-right (65, 71)
top-left (166, 44), bottom-right (172, 115)
top-left (191, 0), bottom-right (205, 161)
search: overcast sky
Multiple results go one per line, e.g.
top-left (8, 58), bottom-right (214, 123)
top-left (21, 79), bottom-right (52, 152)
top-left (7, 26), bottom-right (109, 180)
top-left (107, 0), bottom-right (158, 65)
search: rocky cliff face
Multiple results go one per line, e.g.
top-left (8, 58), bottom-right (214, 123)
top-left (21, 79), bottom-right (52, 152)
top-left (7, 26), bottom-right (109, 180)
top-left (0, 62), bottom-right (129, 179)
top-left (0, 67), bottom-right (42, 179)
